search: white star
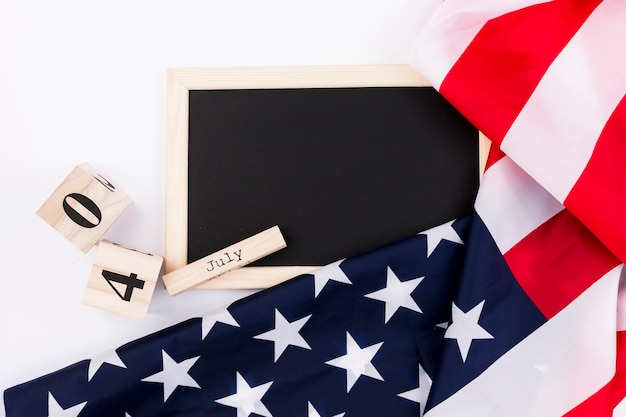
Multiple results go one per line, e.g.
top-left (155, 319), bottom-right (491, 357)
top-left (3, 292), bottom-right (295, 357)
top-left (436, 321), bottom-right (449, 330)
top-left (141, 350), bottom-right (201, 401)
top-left (215, 372), bottom-right (274, 417)
top-left (325, 332), bottom-right (384, 392)
top-left (47, 392), bottom-right (87, 417)
top-left (308, 401), bottom-right (345, 417)
top-left (202, 305), bottom-right (240, 339)
top-left (398, 364), bottom-right (432, 417)
top-left (445, 300), bottom-right (494, 362)
top-left (312, 260), bottom-right (352, 297)
top-left (254, 309), bottom-right (312, 361)
top-left (419, 220), bottom-right (463, 257)
top-left (87, 349), bottom-right (126, 381)
top-left (364, 267), bottom-right (424, 323)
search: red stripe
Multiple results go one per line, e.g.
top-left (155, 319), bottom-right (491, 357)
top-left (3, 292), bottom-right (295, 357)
top-left (563, 330), bottom-right (626, 417)
top-left (484, 143), bottom-right (506, 171)
top-left (564, 95), bottom-right (626, 264)
top-left (439, 0), bottom-right (601, 145)
top-left (504, 209), bottom-right (619, 319)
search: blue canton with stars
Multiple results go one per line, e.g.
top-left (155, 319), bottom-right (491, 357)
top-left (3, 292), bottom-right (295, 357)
top-left (4, 215), bottom-right (545, 417)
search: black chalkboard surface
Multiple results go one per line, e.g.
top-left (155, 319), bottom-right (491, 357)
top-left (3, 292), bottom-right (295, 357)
top-left (165, 66), bottom-right (480, 288)
top-left (188, 87), bottom-right (477, 266)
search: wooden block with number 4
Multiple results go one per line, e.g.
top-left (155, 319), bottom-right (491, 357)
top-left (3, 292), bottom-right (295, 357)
top-left (83, 240), bottom-right (163, 320)
top-left (36, 163), bottom-right (132, 253)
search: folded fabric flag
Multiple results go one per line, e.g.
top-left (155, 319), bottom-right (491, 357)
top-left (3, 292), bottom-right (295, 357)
top-left (409, 0), bottom-right (626, 264)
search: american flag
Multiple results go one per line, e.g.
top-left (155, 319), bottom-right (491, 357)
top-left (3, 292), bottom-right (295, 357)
top-left (5, 1), bottom-right (626, 416)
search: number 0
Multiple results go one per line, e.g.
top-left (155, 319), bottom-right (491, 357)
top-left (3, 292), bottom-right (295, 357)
top-left (62, 193), bottom-right (102, 228)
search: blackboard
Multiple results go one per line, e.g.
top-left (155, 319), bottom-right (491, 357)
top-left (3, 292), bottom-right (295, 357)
top-left (165, 66), bottom-right (482, 289)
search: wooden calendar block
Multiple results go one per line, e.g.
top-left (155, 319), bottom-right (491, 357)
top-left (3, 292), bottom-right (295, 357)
top-left (82, 240), bottom-right (163, 320)
top-left (36, 163), bottom-right (132, 253)
top-left (162, 226), bottom-right (287, 296)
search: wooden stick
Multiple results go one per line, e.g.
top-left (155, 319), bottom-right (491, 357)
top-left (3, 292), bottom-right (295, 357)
top-left (162, 226), bottom-right (286, 296)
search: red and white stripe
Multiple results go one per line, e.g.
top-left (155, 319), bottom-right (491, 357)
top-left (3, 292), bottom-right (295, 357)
top-left (411, 2), bottom-right (626, 413)
top-left (409, 0), bottom-right (555, 91)
top-left (564, 278), bottom-right (626, 417)
top-left (410, 0), bottom-right (626, 264)
top-left (477, 155), bottom-right (620, 319)
top-left (426, 154), bottom-right (622, 416)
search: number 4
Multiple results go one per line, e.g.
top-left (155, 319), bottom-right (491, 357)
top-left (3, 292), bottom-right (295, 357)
top-left (102, 270), bottom-right (145, 302)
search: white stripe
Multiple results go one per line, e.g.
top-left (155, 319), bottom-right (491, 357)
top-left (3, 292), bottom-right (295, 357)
top-left (614, 396), bottom-right (626, 417)
top-left (501, 0), bottom-right (626, 202)
top-left (475, 156), bottom-right (563, 254)
top-left (409, 0), bottom-right (552, 89)
top-left (618, 267), bottom-right (626, 332)
top-left (425, 265), bottom-right (621, 417)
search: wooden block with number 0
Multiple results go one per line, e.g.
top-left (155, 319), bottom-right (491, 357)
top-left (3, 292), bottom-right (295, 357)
top-left (36, 163), bottom-right (132, 253)
top-left (83, 240), bottom-right (163, 320)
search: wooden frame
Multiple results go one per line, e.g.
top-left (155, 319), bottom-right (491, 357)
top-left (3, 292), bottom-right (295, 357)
top-left (165, 65), bottom-right (489, 290)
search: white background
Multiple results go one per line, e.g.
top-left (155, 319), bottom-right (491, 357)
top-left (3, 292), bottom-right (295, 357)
top-left (0, 1), bottom-right (439, 413)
